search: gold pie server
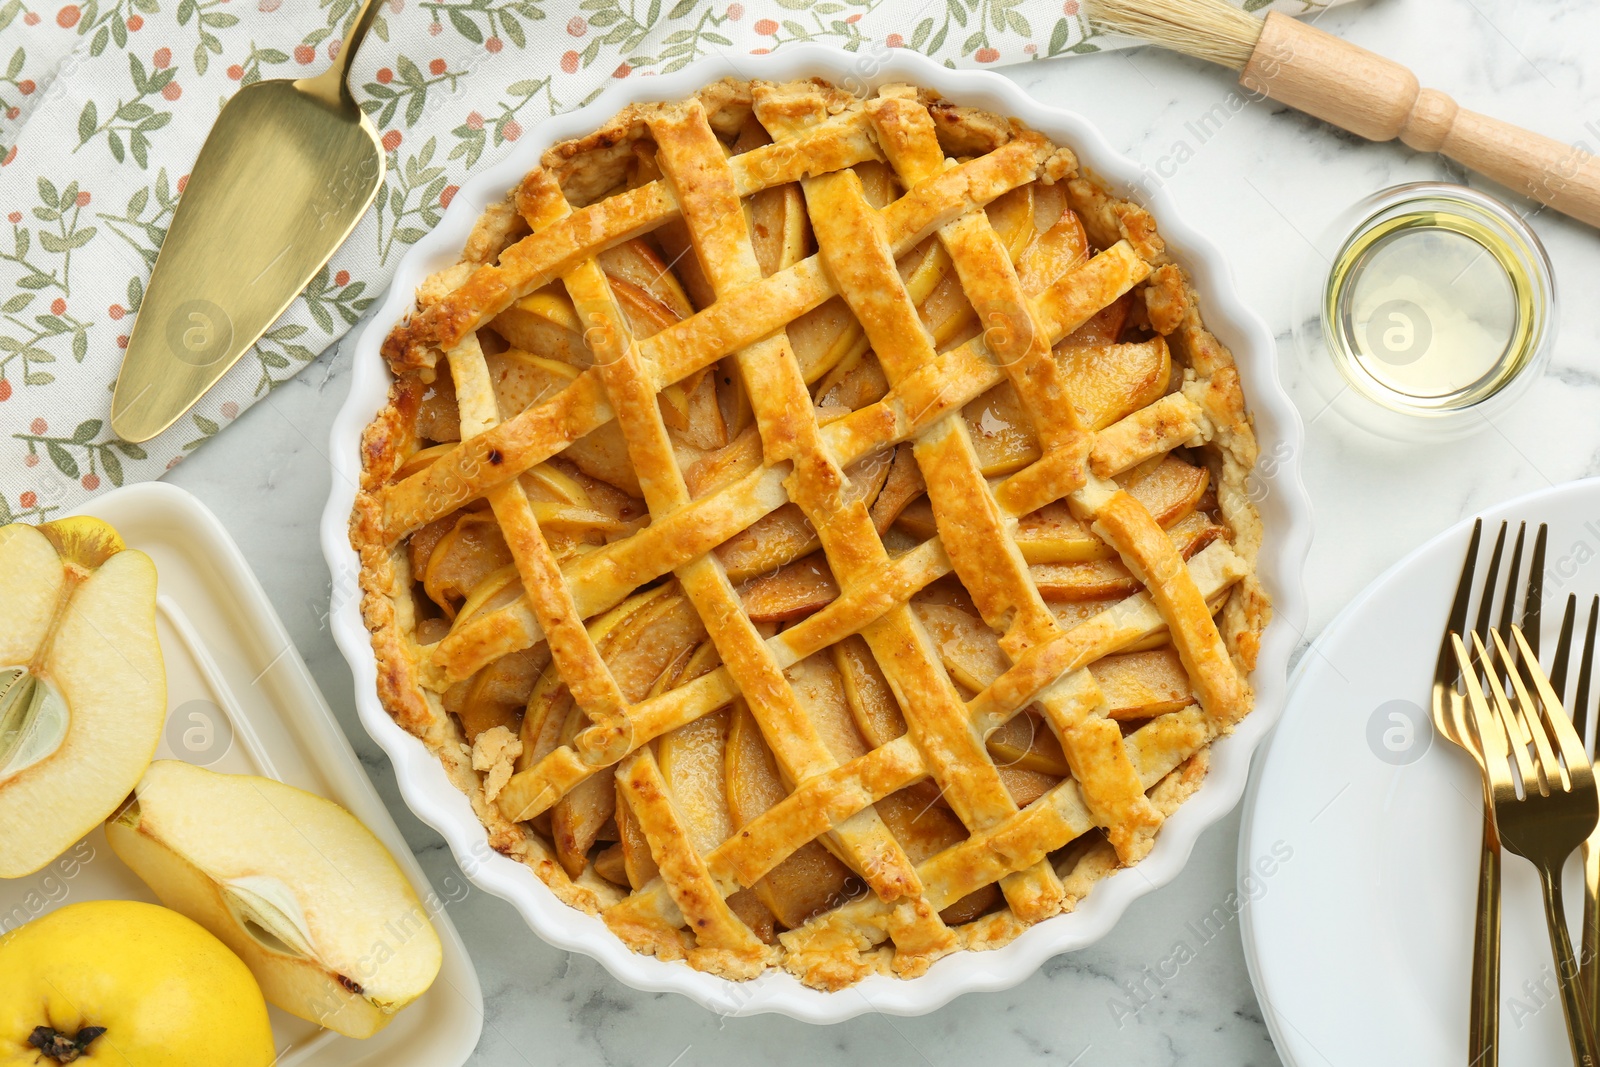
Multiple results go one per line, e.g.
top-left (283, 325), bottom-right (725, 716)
top-left (109, 0), bottom-right (385, 443)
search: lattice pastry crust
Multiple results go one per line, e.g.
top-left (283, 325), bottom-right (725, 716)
top-left (351, 76), bottom-right (1271, 989)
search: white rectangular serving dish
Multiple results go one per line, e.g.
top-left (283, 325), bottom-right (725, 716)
top-left (322, 45), bottom-right (1314, 1023)
top-left (0, 482), bottom-right (482, 1066)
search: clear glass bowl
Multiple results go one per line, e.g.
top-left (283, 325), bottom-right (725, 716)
top-left (1293, 182), bottom-right (1555, 440)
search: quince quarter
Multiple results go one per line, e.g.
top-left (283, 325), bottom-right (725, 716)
top-left (0, 518), bottom-right (164, 878)
top-left (107, 761), bottom-right (444, 1039)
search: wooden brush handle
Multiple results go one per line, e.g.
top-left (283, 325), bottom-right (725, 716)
top-left (1240, 11), bottom-right (1600, 229)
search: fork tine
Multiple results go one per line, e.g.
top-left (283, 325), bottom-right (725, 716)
top-left (1457, 633), bottom-right (1515, 788)
top-left (1577, 597), bottom-right (1600, 752)
top-left (1550, 594), bottom-right (1578, 706)
top-left (1475, 524), bottom-right (1511, 679)
top-left (1522, 523), bottom-right (1549, 657)
top-left (1497, 523), bottom-right (1527, 642)
top-left (1495, 629), bottom-right (1562, 794)
top-left (1474, 524), bottom-right (1510, 642)
top-left (1435, 519), bottom-right (1484, 690)
top-left (1477, 630), bottom-right (1544, 794)
top-left (1512, 625), bottom-right (1593, 788)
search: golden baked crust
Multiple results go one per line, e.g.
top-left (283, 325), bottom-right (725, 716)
top-left (352, 76), bottom-right (1270, 989)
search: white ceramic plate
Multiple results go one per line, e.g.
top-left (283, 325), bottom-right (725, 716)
top-left (1241, 478), bottom-right (1600, 1065)
top-left (1, 483), bottom-right (483, 1066)
top-left (321, 45), bottom-right (1313, 1022)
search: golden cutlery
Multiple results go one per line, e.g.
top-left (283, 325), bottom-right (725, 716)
top-left (1454, 626), bottom-right (1600, 1067)
top-left (1432, 520), bottom-right (1547, 1067)
top-left (1545, 594), bottom-right (1600, 1035)
top-left (109, 0), bottom-right (386, 443)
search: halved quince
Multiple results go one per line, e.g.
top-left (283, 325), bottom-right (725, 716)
top-left (0, 516), bottom-right (163, 878)
top-left (106, 760), bottom-right (443, 1039)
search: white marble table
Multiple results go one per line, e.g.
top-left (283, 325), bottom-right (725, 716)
top-left (163, 0), bottom-right (1600, 1060)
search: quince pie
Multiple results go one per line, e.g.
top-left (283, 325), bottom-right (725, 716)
top-left (352, 77), bottom-right (1270, 989)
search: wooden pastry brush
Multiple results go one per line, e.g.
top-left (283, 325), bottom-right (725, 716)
top-left (1087, 0), bottom-right (1600, 228)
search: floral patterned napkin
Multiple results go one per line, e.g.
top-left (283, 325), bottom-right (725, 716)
top-left (0, 0), bottom-right (1337, 520)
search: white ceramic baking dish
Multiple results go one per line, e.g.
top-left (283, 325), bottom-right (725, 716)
top-left (0, 482), bottom-right (483, 1064)
top-left (321, 44), bottom-right (1313, 1023)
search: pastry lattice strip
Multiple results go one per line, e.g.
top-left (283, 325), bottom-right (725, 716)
top-left (502, 85), bottom-right (1226, 911)
top-left (749, 88), bottom-right (1072, 920)
top-left (377, 128), bottom-right (1081, 545)
top-left (416, 228), bottom-right (1152, 690)
top-left (512, 130), bottom-right (950, 973)
top-left (653, 95), bottom-right (1057, 944)
top-left (486, 156), bottom-right (1131, 813)
top-left (380, 82), bottom-right (1252, 981)
top-left (781, 85), bottom-right (1179, 869)
top-left (604, 542), bottom-right (1246, 955)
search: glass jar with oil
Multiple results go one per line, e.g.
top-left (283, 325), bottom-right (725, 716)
top-left (1295, 183), bottom-right (1554, 439)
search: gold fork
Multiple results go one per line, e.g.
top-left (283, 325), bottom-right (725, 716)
top-left (1454, 626), bottom-right (1600, 1067)
top-left (1432, 520), bottom-right (1546, 1066)
top-left (1544, 594), bottom-right (1600, 1034)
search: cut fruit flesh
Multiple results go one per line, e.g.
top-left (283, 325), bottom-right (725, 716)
top-left (987, 709), bottom-right (1071, 777)
top-left (422, 512), bottom-right (512, 616)
top-left (1091, 647), bottom-right (1195, 720)
top-left (684, 426), bottom-right (763, 499)
top-left (786, 651), bottom-right (870, 765)
top-left (1061, 292), bottom-right (1131, 346)
top-left (738, 552), bottom-right (838, 622)
top-left (395, 442), bottom-right (458, 483)
top-left (1013, 502), bottom-right (1114, 565)
top-left (715, 451), bottom-right (890, 581)
top-left (833, 635), bottom-right (906, 749)
top-left (517, 660), bottom-right (572, 773)
top-left (593, 841), bottom-right (630, 886)
top-left (657, 706), bottom-right (733, 855)
top-left (996, 764), bottom-right (1062, 809)
top-left (106, 761), bottom-right (442, 1039)
top-left (471, 348), bottom-right (643, 496)
top-left (1124, 455), bottom-right (1210, 527)
top-left (0, 519), bottom-right (164, 879)
top-left (656, 639), bottom-right (737, 859)
top-left (1016, 205), bottom-right (1088, 294)
top-left (874, 782), bottom-right (999, 924)
top-left (911, 601), bottom-right (1009, 695)
top-left (0, 671), bottom-right (67, 784)
top-left (748, 182), bottom-right (809, 279)
top-left (867, 444), bottom-right (924, 534)
top-left (963, 381), bottom-right (1041, 478)
top-left (615, 775), bottom-right (658, 889)
top-left (553, 586), bottom-right (706, 877)
top-left (1028, 511), bottom-right (1222, 602)
top-left (456, 642), bottom-right (549, 742)
top-left (725, 701), bottom-right (854, 929)
top-left (1058, 336), bottom-right (1170, 431)
top-left (962, 336), bottom-right (1172, 475)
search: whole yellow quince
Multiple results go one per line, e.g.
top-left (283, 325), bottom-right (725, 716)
top-left (0, 900), bottom-right (275, 1066)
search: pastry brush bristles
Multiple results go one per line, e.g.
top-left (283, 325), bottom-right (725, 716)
top-left (1085, 0), bottom-right (1264, 71)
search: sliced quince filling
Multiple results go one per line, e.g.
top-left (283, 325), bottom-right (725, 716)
top-left (384, 222), bottom-right (1237, 923)
top-left (357, 79), bottom-right (1267, 983)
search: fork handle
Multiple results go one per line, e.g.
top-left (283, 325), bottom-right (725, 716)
top-left (1471, 815), bottom-right (1501, 1067)
top-left (1584, 840), bottom-right (1600, 1034)
top-left (1537, 863), bottom-right (1600, 1067)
